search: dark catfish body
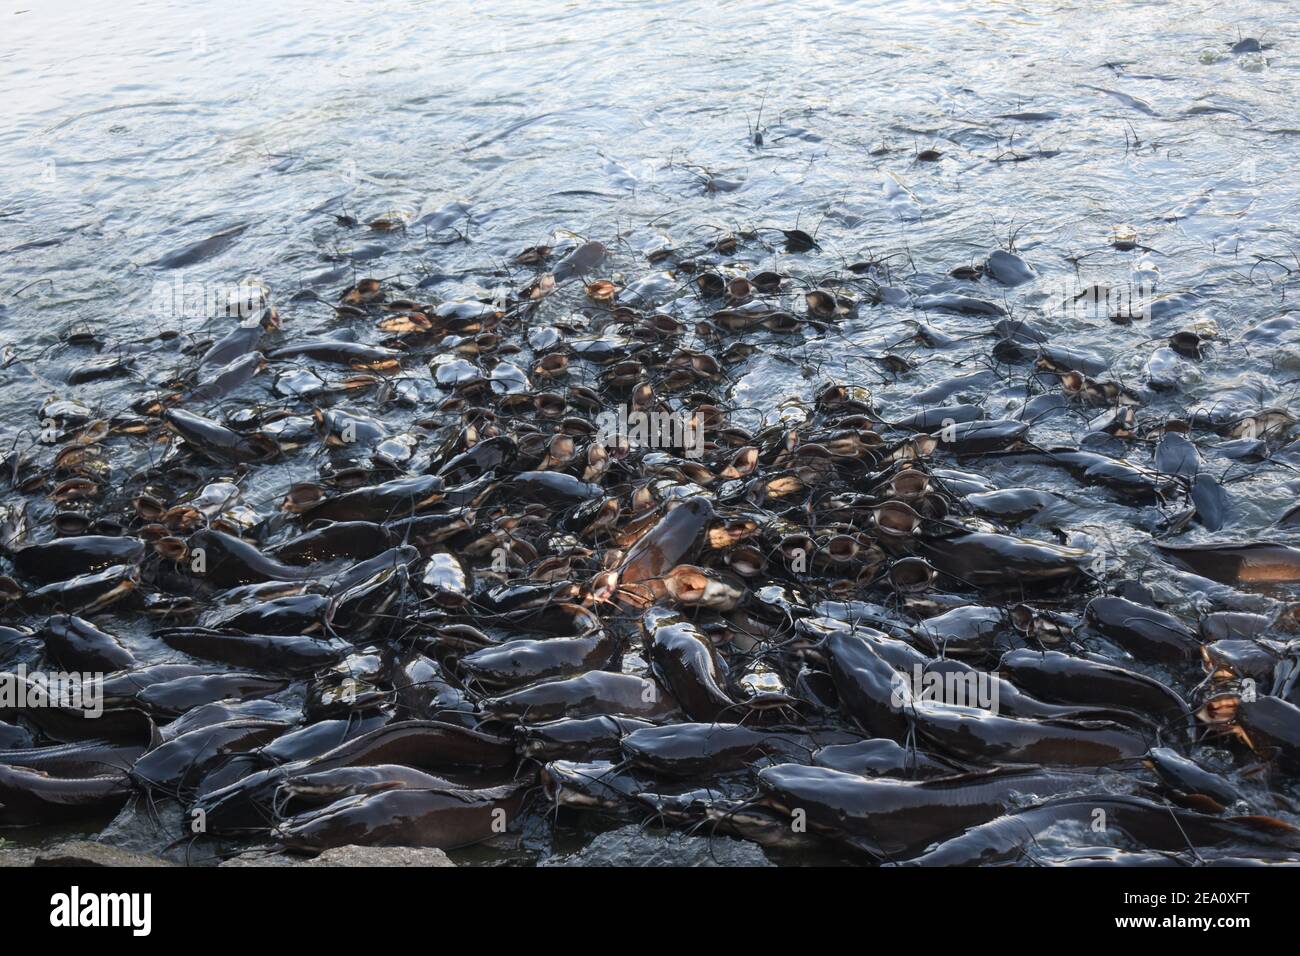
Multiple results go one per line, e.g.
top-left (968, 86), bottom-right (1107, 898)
top-left (0, 721), bottom-right (32, 749)
top-left (188, 351), bottom-right (264, 402)
top-left (433, 435), bottom-right (516, 483)
top-left (277, 764), bottom-right (460, 808)
top-left (165, 408), bottom-right (278, 464)
top-left (419, 552), bottom-right (470, 607)
top-left (130, 718), bottom-right (290, 792)
top-left (918, 532), bottom-right (1092, 590)
top-left (156, 628), bottom-right (351, 674)
top-left (911, 606), bottom-right (1005, 659)
top-left (390, 652), bottom-right (475, 722)
top-left (483, 671), bottom-right (680, 722)
top-left (619, 496), bottom-right (713, 587)
top-left (963, 488), bottom-right (1059, 523)
top-left (933, 419), bottom-right (1028, 455)
top-left (300, 475), bottom-right (445, 522)
top-left (1237, 696), bottom-right (1300, 772)
top-left (985, 249), bottom-right (1036, 286)
top-left (178, 529), bottom-right (316, 589)
top-left (24, 564), bottom-right (139, 615)
top-left (902, 795), bottom-right (1299, 866)
top-left (295, 720), bottom-right (516, 773)
top-left (97, 663), bottom-right (212, 707)
top-left (553, 240), bottom-right (606, 282)
top-left (999, 649), bottom-right (1191, 728)
top-left (0, 626), bottom-right (38, 668)
top-left (266, 521), bottom-right (391, 565)
top-left (200, 322), bottom-right (265, 368)
top-left (643, 607), bottom-right (736, 722)
top-left (134, 672), bottom-right (290, 718)
top-left (6, 703), bottom-right (156, 747)
top-left (541, 758), bottom-right (661, 810)
top-left (202, 593), bottom-right (332, 635)
top-left (1084, 595), bottom-right (1200, 663)
top-left (269, 339), bottom-right (402, 369)
top-left (150, 222), bottom-right (248, 269)
top-left (0, 763), bottom-right (131, 826)
top-left (1010, 447), bottom-right (1173, 502)
top-left (13, 536), bottom-right (145, 583)
top-left (385, 510), bottom-right (476, 549)
top-left (757, 764), bottom-right (1086, 857)
top-left (812, 739), bottom-right (957, 779)
top-left (460, 629), bottom-right (618, 689)
top-left (913, 704), bottom-right (1150, 766)
top-left (0, 739), bottom-right (144, 776)
top-left (505, 471), bottom-right (604, 505)
top-left (1200, 611), bottom-right (1271, 645)
top-left (276, 782), bottom-right (528, 851)
top-left (255, 716), bottom-right (391, 767)
top-left (193, 714), bottom-right (391, 802)
top-left (328, 546), bottom-right (419, 596)
top-left (826, 629), bottom-right (912, 740)
top-left (621, 723), bottom-right (809, 776)
top-left (1155, 541), bottom-right (1300, 586)
top-left (196, 720), bottom-right (514, 833)
top-left (161, 699), bottom-right (295, 740)
top-left (920, 657), bottom-right (1133, 725)
top-left (517, 716), bottom-right (655, 761)
top-left (40, 614), bottom-right (136, 670)
top-left (1145, 747), bottom-right (1245, 808)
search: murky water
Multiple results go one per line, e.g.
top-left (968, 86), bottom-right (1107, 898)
top-left (2, 0), bottom-right (1300, 863)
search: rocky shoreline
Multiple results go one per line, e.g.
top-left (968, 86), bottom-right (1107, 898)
top-left (1, 840), bottom-right (455, 867)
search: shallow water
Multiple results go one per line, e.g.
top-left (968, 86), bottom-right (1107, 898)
top-left (2, 0), bottom-right (1300, 863)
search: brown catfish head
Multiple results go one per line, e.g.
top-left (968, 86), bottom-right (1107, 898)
top-left (1197, 692), bottom-right (1248, 747)
top-left (887, 556), bottom-right (936, 594)
top-left (872, 501), bottom-right (922, 538)
top-left (0, 575), bottom-right (21, 603)
top-left (724, 544), bottom-right (767, 578)
top-left (662, 565), bottom-right (745, 611)
top-left (885, 468), bottom-right (931, 500)
top-left (1008, 603), bottom-right (1073, 647)
top-left (153, 536), bottom-right (189, 564)
top-left (281, 482), bottom-right (327, 514)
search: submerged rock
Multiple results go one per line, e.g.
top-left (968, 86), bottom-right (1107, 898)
top-left (34, 841), bottom-right (174, 867)
top-left (221, 846), bottom-right (455, 867)
top-left (541, 826), bottom-right (774, 867)
top-left (96, 796), bottom-right (220, 866)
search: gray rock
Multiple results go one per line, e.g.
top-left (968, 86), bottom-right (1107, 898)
top-left (541, 826), bottom-right (773, 867)
top-left (221, 845), bottom-right (455, 867)
top-left (34, 841), bottom-right (174, 867)
top-left (215, 851), bottom-right (299, 868)
top-left (98, 795), bottom-right (182, 853)
top-left (96, 796), bottom-right (221, 866)
top-left (0, 845), bottom-right (37, 867)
